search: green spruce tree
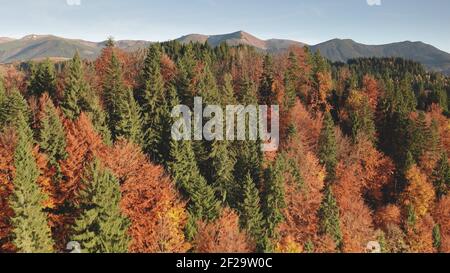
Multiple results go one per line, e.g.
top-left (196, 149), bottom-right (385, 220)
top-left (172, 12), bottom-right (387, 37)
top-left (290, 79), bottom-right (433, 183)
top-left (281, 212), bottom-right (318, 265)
top-left (168, 138), bottom-right (220, 222)
top-left (9, 113), bottom-right (54, 253)
top-left (433, 153), bottom-right (450, 199)
top-left (72, 159), bottom-right (130, 253)
top-left (318, 112), bottom-right (338, 181)
top-left (318, 185), bottom-right (342, 250)
top-left (263, 156), bottom-right (286, 239)
top-left (0, 88), bottom-right (30, 127)
top-left (39, 98), bottom-right (67, 175)
top-left (240, 173), bottom-right (265, 251)
top-left (29, 59), bottom-right (57, 99)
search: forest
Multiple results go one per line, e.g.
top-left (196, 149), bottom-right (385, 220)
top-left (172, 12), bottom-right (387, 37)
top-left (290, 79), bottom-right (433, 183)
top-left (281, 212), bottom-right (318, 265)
top-left (0, 39), bottom-right (449, 253)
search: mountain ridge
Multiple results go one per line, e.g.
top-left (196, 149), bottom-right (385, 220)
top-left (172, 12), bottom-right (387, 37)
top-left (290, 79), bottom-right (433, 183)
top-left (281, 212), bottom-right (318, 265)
top-left (0, 31), bottom-right (449, 75)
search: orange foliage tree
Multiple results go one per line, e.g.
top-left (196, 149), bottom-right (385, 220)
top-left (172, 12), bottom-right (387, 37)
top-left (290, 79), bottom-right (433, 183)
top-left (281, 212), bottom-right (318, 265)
top-left (334, 162), bottom-right (375, 253)
top-left (434, 196), bottom-right (450, 253)
top-left (277, 133), bottom-right (325, 251)
top-left (195, 208), bottom-right (254, 253)
top-left (98, 140), bottom-right (189, 253)
top-left (0, 129), bottom-right (17, 252)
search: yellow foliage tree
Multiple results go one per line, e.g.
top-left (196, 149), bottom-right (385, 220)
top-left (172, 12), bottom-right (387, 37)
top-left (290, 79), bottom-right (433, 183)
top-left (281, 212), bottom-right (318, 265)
top-left (402, 165), bottom-right (435, 219)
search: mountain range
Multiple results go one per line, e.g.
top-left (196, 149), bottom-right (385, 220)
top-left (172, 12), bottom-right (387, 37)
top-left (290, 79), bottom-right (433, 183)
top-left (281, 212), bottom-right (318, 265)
top-left (1, 31), bottom-right (449, 75)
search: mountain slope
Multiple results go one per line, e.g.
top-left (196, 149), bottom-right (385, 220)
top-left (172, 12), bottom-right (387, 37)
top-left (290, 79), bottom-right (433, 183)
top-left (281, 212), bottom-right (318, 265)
top-left (176, 31), bottom-right (304, 52)
top-left (0, 35), bottom-right (151, 63)
top-left (311, 39), bottom-right (450, 74)
top-left (0, 32), bottom-right (449, 75)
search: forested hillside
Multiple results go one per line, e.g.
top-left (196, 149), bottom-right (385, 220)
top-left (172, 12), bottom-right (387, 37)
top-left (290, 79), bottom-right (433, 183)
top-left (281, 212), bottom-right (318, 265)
top-left (0, 40), bottom-right (449, 253)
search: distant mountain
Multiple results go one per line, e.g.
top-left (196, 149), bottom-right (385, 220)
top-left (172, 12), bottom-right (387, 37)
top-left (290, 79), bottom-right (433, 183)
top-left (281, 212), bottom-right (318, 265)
top-left (176, 31), bottom-right (304, 52)
top-left (310, 39), bottom-right (450, 75)
top-left (0, 35), bottom-right (150, 63)
top-left (0, 31), bottom-right (450, 75)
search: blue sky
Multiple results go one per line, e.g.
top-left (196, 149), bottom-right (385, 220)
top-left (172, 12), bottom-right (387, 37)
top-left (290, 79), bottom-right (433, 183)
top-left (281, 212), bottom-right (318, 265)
top-left (1, 0), bottom-right (450, 52)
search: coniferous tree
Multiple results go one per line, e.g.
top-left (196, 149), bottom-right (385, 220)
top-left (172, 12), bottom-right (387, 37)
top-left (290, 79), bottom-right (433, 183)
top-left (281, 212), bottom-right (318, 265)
top-left (433, 224), bottom-right (442, 251)
top-left (433, 153), bottom-right (450, 199)
top-left (72, 159), bottom-right (130, 253)
top-left (38, 96), bottom-right (67, 175)
top-left (318, 112), bottom-right (338, 181)
top-left (209, 140), bottom-right (236, 205)
top-left (284, 51), bottom-right (300, 110)
top-left (140, 44), bottom-right (167, 163)
top-left (168, 139), bottom-right (220, 222)
top-left (0, 77), bottom-right (5, 106)
top-left (318, 185), bottom-right (342, 250)
top-left (0, 89), bottom-right (29, 127)
top-left (114, 89), bottom-right (144, 145)
top-left (263, 156), bottom-right (286, 239)
top-left (9, 113), bottom-right (54, 253)
top-left (259, 55), bottom-right (275, 105)
top-left (62, 53), bottom-right (112, 144)
top-left (103, 52), bottom-right (130, 141)
top-left (61, 52), bottom-right (87, 120)
top-left (29, 59), bottom-right (56, 99)
top-left (240, 173), bottom-right (264, 251)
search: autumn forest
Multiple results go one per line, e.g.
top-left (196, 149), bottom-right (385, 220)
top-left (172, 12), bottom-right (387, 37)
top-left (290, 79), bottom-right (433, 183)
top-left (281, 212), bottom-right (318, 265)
top-left (0, 39), bottom-right (449, 253)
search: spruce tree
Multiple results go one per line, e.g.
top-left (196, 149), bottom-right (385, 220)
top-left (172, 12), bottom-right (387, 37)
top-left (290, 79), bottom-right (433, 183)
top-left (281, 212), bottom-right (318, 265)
top-left (318, 185), bottom-right (342, 249)
top-left (240, 173), bottom-right (264, 250)
top-left (433, 153), bottom-right (450, 199)
top-left (263, 156), bottom-right (286, 239)
top-left (177, 44), bottom-right (197, 105)
top-left (9, 113), bottom-right (54, 253)
top-left (208, 140), bottom-right (236, 205)
top-left (140, 44), bottom-right (167, 163)
top-left (284, 51), bottom-right (300, 110)
top-left (433, 224), bottom-right (442, 251)
top-left (0, 88), bottom-right (30, 127)
top-left (72, 160), bottom-right (130, 253)
top-left (61, 52), bottom-right (86, 120)
top-left (29, 59), bottom-right (57, 99)
top-left (259, 55), bottom-right (275, 105)
top-left (114, 88), bottom-right (144, 146)
top-left (168, 139), bottom-right (220, 222)
top-left (318, 112), bottom-right (338, 181)
top-left (83, 93), bottom-right (113, 145)
top-left (0, 77), bottom-right (5, 106)
top-left (103, 52), bottom-right (129, 141)
top-left (39, 98), bottom-right (67, 174)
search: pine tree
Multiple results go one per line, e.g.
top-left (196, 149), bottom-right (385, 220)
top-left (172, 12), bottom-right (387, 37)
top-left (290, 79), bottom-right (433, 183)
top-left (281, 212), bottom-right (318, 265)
top-left (263, 156), bottom-right (286, 239)
top-left (318, 112), bottom-right (338, 181)
top-left (9, 113), bottom-right (54, 253)
top-left (240, 173), bottom-right (264, 251)
top-left (318, 185), bottom-right (342, 250)
top-left (168, 139), bottom-right (220, 222)
top-left (29, 59), bottom-right (56, 99)
top-left (61, 52), bottom-right (87, 120)
top-left (38, 95), bottom-right (67, 175)
top-left (140, 44), bottom-right (167, 163)
top-left (0, 89), bottom-right (29, 127)
top-left (432, 153), bottom-right (450, 199)
top-left (72, 159), bottom-right (130, 253)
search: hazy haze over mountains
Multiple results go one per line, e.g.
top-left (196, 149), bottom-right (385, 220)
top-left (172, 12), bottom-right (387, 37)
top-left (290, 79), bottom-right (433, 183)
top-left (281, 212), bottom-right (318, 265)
top-left (1, 31), bottom-right (450, 75)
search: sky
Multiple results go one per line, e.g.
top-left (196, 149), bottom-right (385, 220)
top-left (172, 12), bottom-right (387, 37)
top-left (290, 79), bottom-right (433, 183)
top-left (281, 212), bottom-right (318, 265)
top-left (1, 0), bottom-right (450, 52)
